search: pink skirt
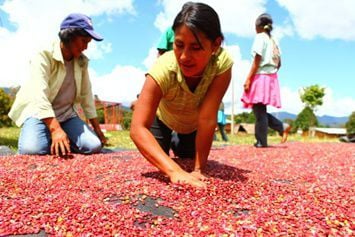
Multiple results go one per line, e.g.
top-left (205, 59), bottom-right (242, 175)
top-left (241, 73), bottom-right (281, 109)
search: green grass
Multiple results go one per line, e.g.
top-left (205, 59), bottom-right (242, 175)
top-left (0, 127), bottom-right (20, 150)
top-left (214, 132), bottom-right (339, 146)
top-left (104, 130), bottom-right (136, 149)
top-left (0, 127), bottom-right (339, 152)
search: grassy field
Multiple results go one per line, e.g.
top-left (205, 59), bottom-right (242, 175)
top-left (0, 127), bottom-right (20, 150)
top-left (0, 127), bottom-right (339, 152)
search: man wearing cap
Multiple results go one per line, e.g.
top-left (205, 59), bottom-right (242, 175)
top-left (9, 13), bottom-right (107, 156)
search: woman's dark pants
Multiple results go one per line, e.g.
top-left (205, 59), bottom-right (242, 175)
top-left (149, 117), bottom-right (196, 158)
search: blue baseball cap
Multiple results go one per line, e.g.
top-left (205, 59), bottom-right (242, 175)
top-left (60, 13), bottom-right (103, 41)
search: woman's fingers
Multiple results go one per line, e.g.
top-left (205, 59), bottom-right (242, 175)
top-left (170, 171), bottom-right (207, 188)
top-left (191, 171), bottom-right (209, 181)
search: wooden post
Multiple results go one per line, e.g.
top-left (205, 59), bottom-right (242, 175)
top-left (230, 76), bottom-right (235, 136)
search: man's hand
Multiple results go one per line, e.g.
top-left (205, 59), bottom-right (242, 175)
top-left (95, 128), bottom-right (108, 146)
top-left (89, 117), bottom-right (108, 146)
top-left (50, 127), bottom-right (71, 156)
top-left (42, 117), bottom-right (71, 156)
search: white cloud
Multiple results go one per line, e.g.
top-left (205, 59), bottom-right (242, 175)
top-left (156, 0), bottom-right (355, 41)
top-left (155, 0), bottom-right (267, 37)
top-left (269, 86), bottom-right (303, 115)
top-left (154, 0), bottom-right (183, 31)
top-left (276, 0), bottom-right (355, 40)
top-left (222, 44), bottom-right (251, 115)
top-left (0, 0), bottom-right (135, 87)
top-left (86, 42), bottom-right (112, 60)
top-left (272, 20), bottom-right (295, 41)
top-left (143, 47), bottom-right (159, 70)
top-left (225, 76), bottom-right (355, 117)
top-left (269, 86), bottom-right (355, 117)
top-left (90, 65), bottom-right (146, 107)
top-left (316, 88), bottom-right (355, 117)
top-left (2, 0), bottom-right (354, 118)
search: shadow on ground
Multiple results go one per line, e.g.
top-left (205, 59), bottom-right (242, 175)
top-left (142, 158), bottom-right (250, 183)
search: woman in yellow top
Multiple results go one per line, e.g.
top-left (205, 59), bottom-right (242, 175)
top-left (130, 2), bottom-right (233, 187)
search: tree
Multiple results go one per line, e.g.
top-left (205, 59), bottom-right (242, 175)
top-left (122, 110), bottom-right (133, 130)
top-left (293, 106), bottom-right (318, 131)
top-left (345, 111), bottom-right (355, 135)
top-left (233, 112), bottom-right (255, 124)
top-left (0, 88), bottom-right (13, 127)
top-left (96, 109), bottom-right (105, 124)
top-left (300, 84), bottom-right (325, 111)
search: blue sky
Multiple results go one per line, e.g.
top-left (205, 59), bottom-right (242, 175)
top-left (1, 0), bottom-right (354, 117)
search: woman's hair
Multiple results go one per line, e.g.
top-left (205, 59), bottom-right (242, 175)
top-left (255, 13), bottom-right (273, 35)
top-left (172, 2), bottom-right (224, 47)
top-left (58, 28), bottom-right (91, 45)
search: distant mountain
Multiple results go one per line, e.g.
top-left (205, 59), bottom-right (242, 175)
top-left (317, 115), bottom-right (348, 126)
top-left (271, 111), bottom-right (296, 121)
top-left (271, 111), bottom-right (348, 126)
top-left (121, 105), bottom-right (131, 112)
top-left (1, 87), bottom-right (11, 93)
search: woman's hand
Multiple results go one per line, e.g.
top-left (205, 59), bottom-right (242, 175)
top-left (170, 170), bottom-right (206, 188)
top-left (50, 127), bottom-right (71, 156)
top-left (191, 170), bottom-right (209, 181)
top-left (244, 54), bottom-right (262, 92)
top-left (243, 79), bottom-right (251, 92)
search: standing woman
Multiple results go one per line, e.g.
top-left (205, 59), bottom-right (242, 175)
top-left (241, 13), bottom-right (290, 148)
top-left (130, 2), bottom-right (233, 187)
top-left (9, 13), bottom-right (107, 156)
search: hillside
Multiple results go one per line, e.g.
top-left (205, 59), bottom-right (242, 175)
top-left (271, 112), bottom-right (348, 126)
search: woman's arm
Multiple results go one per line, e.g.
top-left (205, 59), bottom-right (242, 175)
top-left (193, 68), bottom-right (232, 174)
top-left (243, 54), bottom-right (262, 92)
top-left (130, 75), bottom-right (205, 187)
top-left (278, 58), bottom-right (282, 70)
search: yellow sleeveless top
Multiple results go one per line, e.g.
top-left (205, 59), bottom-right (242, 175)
top-left (147, 48), bottom-right (233, 134)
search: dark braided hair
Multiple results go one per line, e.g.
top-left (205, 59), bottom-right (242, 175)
top-left (256, 13), bottom-right (273, 35)
top-left (172, 2), bottom-right (224, 48)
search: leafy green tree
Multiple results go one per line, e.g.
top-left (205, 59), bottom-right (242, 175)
top-left (300, 84), bottom-right (325, 110)
top-left (122, 110), bottom-right (133, 130)
top-left (283, 118), bottom-right (295, 133)
top-left (294, 106), bottom-right (318, 131)
top-left (96, 109), bottom-right (105, 124)
top-left (234, 112), bottom-right (255, 124)
top-left (345, 111), bottom-right (355, 135)
top-left (0, 88), bottom-right (13, 127)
